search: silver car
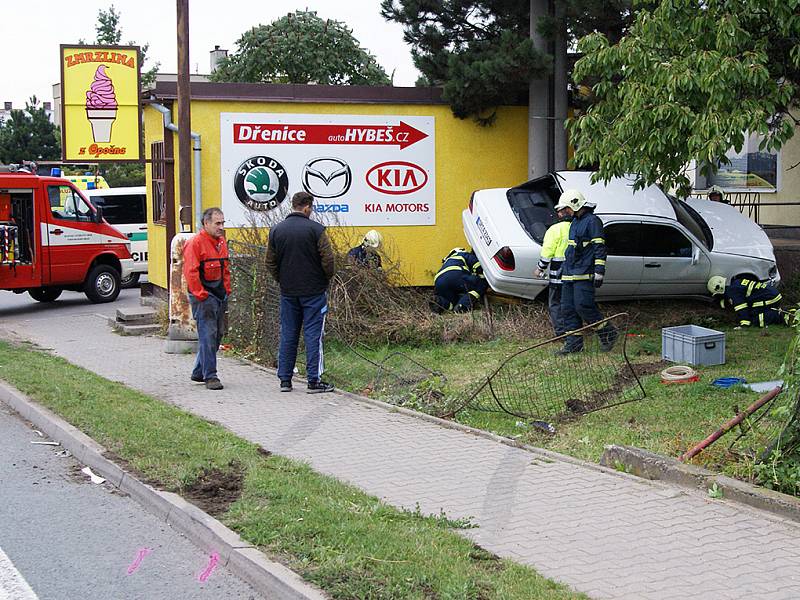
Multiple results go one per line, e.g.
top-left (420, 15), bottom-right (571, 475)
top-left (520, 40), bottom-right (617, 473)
top-left (462, 171), bottom-right (779, 300)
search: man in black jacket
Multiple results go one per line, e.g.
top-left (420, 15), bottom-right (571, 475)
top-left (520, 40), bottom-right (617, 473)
top-left (266, 192), bottom-right (336, 393)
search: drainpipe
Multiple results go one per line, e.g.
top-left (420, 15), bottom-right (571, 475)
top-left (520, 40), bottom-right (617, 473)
top-left (150, 100), bottom-right (203, 230)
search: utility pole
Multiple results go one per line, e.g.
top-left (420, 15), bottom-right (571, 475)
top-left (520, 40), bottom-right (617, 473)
top-left (176, 0), bottom-right (192, 232)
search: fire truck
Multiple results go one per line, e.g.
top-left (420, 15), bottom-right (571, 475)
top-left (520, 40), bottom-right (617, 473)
top-left (0, 167), bottom-right (133, 303)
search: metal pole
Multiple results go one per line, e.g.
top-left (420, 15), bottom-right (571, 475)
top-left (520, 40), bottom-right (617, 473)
top-left (176, 0), bottom-right (193, 232)
top-left (528, 0), bottom-right (550, 179)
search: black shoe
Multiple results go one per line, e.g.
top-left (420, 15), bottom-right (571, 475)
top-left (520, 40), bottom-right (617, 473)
top-left (428, 300), bottom-right (444, 314)
top-left (191, 374), bottom-right (204, 383)
top-left (599, 327), bottom-right (619, 352)
top-left (280, 380), bottom-right (292, 392)
top-left (307, 380), bottom-right (334, 394)
top-left (205, 378), bottom-right (224, 390)
top-left (554, 346), bottom-right (582, 356)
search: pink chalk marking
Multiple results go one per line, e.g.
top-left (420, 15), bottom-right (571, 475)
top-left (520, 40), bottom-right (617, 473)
top-left (198, 552), bottom-right (220, 583)
top-left (126, 548), bottom-right (153, 575)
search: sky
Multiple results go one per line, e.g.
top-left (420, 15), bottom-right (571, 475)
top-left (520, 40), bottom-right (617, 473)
top-left (0, 0), bottom-right (420, 108)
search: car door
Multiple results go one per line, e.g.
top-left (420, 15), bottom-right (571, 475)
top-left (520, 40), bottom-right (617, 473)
top-left (598, 220), bottom-right (644, 297)
top-left (45, 184), bottom-right (96, 284)
top-left (636, 223), bottom-right (711, 296)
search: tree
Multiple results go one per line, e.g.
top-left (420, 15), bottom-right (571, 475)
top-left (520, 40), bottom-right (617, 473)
top-left (0, 97), bottom-right (60, 163)
top-left (211, 10), bottom-right (391, 86)
top-left (568, 0), bottom-right (800, 196)
top-left (381, 0), bottom-right (642, 124)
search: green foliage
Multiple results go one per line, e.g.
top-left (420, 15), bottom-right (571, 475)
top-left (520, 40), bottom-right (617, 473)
top-left (211, 10), bottom-right (390, 86)
top-left (569, 0), bottom-right (800, 196)
top-left (0, 97), bottom-right (60, 163)
top-left (100, 162), bottom-right (145, 187)
top-left (382, 0), bottom-right (642, 124)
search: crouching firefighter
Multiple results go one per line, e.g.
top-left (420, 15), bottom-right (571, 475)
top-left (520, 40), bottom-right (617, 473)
top-left (430, 248), bottom-right (488, 313)
top-left (534, 202), bottom-right (572, 336)
top-left (708, 275), bottom-right (796, 327)
top-left (556, 189), bottom-right (618, 354)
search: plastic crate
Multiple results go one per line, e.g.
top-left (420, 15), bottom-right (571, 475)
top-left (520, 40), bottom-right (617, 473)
top-left (661, 325), bottom-right (726, 366)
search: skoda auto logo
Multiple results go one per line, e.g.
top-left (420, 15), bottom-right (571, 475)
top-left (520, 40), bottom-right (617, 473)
top-left (302, 157), bottom-right (352, 199)
top-left (233, 156), bottom-right (289, 211)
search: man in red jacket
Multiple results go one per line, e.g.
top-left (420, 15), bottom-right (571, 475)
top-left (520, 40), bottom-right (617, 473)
top-left (183, 207), bottom-right (231, 390)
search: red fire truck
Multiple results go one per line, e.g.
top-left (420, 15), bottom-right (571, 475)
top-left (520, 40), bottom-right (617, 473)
top-left (0, 169), bottom-right (133, 303)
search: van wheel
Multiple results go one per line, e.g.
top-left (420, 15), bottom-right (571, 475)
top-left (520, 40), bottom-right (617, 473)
top-left (84, 265), bottom-right (121, 303)
top-left (121, 272), bottom-right (140, 289)
top-left (29, 288), bottom-right (63, 302)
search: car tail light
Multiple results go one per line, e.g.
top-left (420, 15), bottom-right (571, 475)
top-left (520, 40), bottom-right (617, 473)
top-left (493, 246), bottom-right (515, 271)
top-left (468, 191), bottom-right (476, 213)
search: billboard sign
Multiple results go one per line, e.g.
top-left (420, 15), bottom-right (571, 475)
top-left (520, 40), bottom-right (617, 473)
top-left (60, 45), bottom-right (142, 162)
top-left (220, 113), bottom-right (435, 227)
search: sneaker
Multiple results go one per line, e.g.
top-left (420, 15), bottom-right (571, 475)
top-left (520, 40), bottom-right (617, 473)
top-left (599, 327), bottom-right (619, 352)
top-left (280, 380), bottom-right (292, 392)
top-left (307, 380), bottom-right (334, 394)
top-left (554, 345), bottom-right (582, 356)
top-left (190, 374), bottom-right (204, 383)
top-left (205, 378), bottom-right (224, 390)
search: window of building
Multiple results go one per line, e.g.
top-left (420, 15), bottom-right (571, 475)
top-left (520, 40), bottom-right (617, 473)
top-left (694, 131), bottom-right (779, 192)
top-left (151, 141), bottom-right (166, 223)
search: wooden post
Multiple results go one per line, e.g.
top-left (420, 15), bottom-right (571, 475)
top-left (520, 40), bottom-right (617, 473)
top-left (176, 0), bottom-right (192, 232)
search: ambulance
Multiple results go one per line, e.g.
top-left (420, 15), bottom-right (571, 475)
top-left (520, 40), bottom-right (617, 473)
top-left (0, 168), bottom-right (134, 303)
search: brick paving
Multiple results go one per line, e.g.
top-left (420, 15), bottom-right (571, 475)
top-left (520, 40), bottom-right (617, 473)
top-left (4, 296), bottom-right (800, 599)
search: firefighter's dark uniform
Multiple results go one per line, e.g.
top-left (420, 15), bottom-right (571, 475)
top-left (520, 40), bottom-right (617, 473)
top-left (432, 248), bottom-right (488, 313)
top-left (720, 277), bottom-right (794, 327)
top-left (560, 209), bottom-right (617, 352)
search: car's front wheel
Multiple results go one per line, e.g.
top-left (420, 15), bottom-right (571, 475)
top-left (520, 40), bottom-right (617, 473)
top-left (84, 265), bottom-right (121, 303)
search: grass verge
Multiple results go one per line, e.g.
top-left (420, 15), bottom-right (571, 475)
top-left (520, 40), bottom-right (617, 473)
top-left (0, 340), bottom-right (584, 600)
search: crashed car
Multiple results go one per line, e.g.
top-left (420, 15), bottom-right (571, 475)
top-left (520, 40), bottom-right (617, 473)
top-left (462, 171), bottom-right (779, 300)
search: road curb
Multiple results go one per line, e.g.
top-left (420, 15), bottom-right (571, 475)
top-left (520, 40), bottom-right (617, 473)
top-left (0, 380), bottom-right (328, 600)
top-left (600, 444), bottom-right (800, 523)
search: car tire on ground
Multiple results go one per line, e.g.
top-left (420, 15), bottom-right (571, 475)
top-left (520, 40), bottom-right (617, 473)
top-left (120, 272), bottom-right (140, 289)
top-left (84, 264), bottom-right (121, 303)
top-left (29, 287), bottom-right (63, 303)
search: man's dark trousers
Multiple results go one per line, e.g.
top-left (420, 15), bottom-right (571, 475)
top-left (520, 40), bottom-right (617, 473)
top-left (278, 293), bottom-right (327, 383)
top-left (189, 294), bottom-right (226, 381)
top-left (548, 284), bottom-right (565, 336)
top-left (561, 280), bottom-right (604, 351)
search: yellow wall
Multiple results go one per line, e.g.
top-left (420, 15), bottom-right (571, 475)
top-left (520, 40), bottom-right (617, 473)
top-left (145, 99), bottom-right (528, 288)
top-left (760, 133), bottom-right (800, 226)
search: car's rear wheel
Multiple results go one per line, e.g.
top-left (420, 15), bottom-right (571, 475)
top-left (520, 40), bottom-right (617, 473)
top-left (120, 272), bottom-right (140, 288)
top-left (84, 264), bottom-right (121, 303)
top-left (29, 287), bottom-right (63, 302)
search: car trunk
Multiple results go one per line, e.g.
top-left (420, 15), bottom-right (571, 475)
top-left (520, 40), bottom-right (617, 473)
top-left (506, 174), bottom-right (562, 244)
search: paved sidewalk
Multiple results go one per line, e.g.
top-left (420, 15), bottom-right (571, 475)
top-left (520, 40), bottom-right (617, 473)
top-left (5, 305), bottom-right (800, 600)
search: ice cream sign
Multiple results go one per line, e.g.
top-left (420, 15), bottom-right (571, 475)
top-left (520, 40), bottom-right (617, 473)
top-left (60, 45), bottom-right (142, 162)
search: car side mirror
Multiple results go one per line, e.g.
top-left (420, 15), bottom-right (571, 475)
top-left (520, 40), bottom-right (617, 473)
top-left (94, 205), bottom-right (104, 223)
top-left (691, 246), bottom-right (700, 265)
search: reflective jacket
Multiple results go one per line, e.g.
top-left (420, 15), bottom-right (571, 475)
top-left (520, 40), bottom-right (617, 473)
top-left (434, 248), bottom-right (483, 282)
top-left (434, 248), bottom-right (486, 307)
top-left (537, 221), bottom-right (570, 285)
top-left (563, 210), bottom-right (606, 281)
top-left (183, 229), bottom-right (231, 301)
top-left (723, 277), bottom-right (785, 327)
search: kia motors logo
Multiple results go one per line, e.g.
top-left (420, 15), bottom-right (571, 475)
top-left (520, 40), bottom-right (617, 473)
top-left (365, 161), bottom-right (428, 195)
top-left (233, 156), bottom-right (289, 212)
top-left (302, 157), bottom-right (352, 198)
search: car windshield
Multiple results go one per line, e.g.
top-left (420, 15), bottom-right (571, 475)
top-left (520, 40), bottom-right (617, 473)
top-left (506, 175), bottom-right (561, 244)
top-left (668, 195), bottom-right (714, 250)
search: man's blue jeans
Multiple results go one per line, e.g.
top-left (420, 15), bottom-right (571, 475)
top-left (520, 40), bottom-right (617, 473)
top-left (189, 294), bottom-right (226, 381)
top-left (278, 293), bottom-right (328, 383)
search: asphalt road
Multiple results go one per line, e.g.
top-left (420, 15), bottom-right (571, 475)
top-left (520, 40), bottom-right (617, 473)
top-left (0, 290), bottom-right (262, 600)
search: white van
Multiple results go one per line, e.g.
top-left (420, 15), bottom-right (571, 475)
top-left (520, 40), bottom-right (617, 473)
top-left (84, 186), bottom-right (147, 288)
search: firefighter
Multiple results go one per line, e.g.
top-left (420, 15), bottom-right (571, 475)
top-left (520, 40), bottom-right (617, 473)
top-left (430, 248), bottom-right (488, 314)
top-left (556, 189), bottom-right (618, 354)
top-left (533, 202), bottom-right (572, 336)
top-left (708, 275), bottom-right (795, 327)
top-left (348, 229), bottom-right (383, 268)
top-left (708, 185), bottom-right (728, 203)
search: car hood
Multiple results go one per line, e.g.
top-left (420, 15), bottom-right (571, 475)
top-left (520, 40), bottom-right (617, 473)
top-left (685, 198), bottom-right (775, 261)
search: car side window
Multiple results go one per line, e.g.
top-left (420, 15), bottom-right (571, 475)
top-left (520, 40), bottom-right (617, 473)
top-left (48, 185), bottom-right (94, 222)
top-left (640, 224), bottom-right (692, 258)
top-left (605, 223), bottom-right (642, 256)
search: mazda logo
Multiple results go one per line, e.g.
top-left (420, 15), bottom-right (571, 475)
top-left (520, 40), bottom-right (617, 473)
top-left (302, 157), bottom-right (352, 199)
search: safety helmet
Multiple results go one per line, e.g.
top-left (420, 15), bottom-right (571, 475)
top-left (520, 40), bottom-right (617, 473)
top-left (362, 229), bottom-right (383, 248)
top-left (708, 185), bottom-right (725, 202)
top-left (557, 188), bottom-right (595, 211)
top-left (707, 275), bottom-right (727, 295)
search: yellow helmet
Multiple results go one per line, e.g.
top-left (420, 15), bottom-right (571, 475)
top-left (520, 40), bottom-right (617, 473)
top-left (363, 229), bottom-right (383, 248)
top-left (707, 275), bottom-right (726, 295)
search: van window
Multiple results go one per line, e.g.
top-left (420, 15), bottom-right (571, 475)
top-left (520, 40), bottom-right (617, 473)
top-left (89, 193), bottom-right (146, 224)
top-left (48, 185), bottom-right (94, 222)
top-left (640, 224), bottom-right (693, 258)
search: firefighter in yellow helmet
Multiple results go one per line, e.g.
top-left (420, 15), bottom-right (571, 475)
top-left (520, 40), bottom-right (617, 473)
top-left (708, 275), bottom-right (794, 327)
top-left (348, 229), bottom-right (383, 268)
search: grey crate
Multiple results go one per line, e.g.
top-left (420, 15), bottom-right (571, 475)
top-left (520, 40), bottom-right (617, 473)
top-left (662, 325), bottom-right (726, 366)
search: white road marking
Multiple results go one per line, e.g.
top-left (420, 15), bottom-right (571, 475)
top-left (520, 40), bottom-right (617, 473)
top-left (0, 546), bottom-right (38, 600)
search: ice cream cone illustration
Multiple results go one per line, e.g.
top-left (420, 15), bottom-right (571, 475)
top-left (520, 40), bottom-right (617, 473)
top-left (85, 65), bottom-right (118, 143)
